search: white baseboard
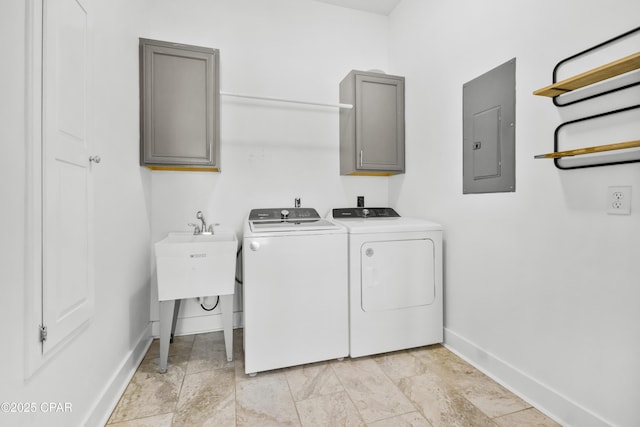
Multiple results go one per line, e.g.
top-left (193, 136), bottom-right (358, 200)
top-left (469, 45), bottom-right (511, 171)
top-left (443, 328), bottom-right (612, 427)
top-left (150, 311), bottom-right (243, 337)
top-left (83, 323), bottom-right (152, 427)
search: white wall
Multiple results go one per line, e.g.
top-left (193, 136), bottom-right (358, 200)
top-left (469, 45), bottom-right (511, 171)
top-left (143, 0), bottom-right (393, 332)
top-left (388, 1), bottom-right (640, 426)
top-left (1, 1), bottom-right (153, 425)
top-left (5, 1), bottom-right (637, 425)
top-left (0, 1), bottom-right (393, 424)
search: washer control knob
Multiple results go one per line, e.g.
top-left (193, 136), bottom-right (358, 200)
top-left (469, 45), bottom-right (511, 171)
top-left (362, 208), bottom-right (370, 218)
top-left (249, 241), bottom-right (260, 251)
top-left (281, 209), bottom-right (290, 220)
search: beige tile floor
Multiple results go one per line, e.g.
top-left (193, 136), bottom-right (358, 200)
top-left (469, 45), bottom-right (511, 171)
top-left (107, 329), bottom-right (560, 426)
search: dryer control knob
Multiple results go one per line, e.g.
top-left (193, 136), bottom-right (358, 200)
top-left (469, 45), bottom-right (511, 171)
top-left (249, 241), bottom-right (260, 251)
top-left (281, 209), bottom-right (290, 219)
top-left (362, 208), bottom-right (370, 218)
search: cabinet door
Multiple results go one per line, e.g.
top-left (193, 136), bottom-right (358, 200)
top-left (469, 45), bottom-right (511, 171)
top-left (356, 74), bottom-right (405, 172)
top-left (140, 39), bottom-right (220, 170)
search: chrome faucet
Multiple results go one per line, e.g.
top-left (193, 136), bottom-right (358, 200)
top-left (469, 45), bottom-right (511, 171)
top-left (189, 211), bottom-right (214, 235)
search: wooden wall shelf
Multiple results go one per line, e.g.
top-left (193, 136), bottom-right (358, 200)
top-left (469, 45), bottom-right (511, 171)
top-left (533, 27), bottom-right (640, 170)
top-left (533, 51), bottom-right (640, 97)
top-left (534, 140), bottom-right (640, 159)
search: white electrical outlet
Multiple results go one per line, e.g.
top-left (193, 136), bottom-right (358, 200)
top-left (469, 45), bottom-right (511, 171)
top-left (607, 186), bottom-right (631, 215)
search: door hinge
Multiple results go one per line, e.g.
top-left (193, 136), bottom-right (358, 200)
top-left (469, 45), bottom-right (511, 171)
top-left (39, 325), bottom-right (47, 343)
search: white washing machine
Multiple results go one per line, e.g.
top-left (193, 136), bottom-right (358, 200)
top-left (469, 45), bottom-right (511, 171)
top-left (330, 207), bottom-right (443, 358)
top-left (243, 207), bottom-right (348, 374)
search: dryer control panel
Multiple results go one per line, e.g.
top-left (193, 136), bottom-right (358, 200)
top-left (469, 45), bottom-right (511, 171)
top-left (332, 207), bottom-right (400, 218)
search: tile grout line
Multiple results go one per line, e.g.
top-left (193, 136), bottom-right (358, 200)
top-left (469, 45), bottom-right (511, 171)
top-left (371, 350), bottom-right (435, 426)
top-left (328, 359), bottom-right (368, 425)
top-left (172, 337), bottom-right (195, 426)
top-left (372, 349), bottom-right (440, 426)
top-left (283, 366), bottom-right (304, 426)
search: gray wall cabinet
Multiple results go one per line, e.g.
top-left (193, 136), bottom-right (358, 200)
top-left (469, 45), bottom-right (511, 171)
top-left (340, 70), bottom-right (405, 176)
top-left (140, 39), bottom-right (220, 171)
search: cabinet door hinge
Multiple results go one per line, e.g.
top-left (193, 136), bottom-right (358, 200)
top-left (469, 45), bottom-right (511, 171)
top-left (39, 325), bottom-right (47, 343)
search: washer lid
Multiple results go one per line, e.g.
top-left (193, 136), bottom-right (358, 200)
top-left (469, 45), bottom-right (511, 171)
top-left (250, 218), bottom-right (342, 232)
top-left (249, 208), bottom-right (342, 232)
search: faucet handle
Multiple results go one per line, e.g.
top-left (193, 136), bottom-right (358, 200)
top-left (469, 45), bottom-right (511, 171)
top-left (188, 222), bottom-right (201, 235)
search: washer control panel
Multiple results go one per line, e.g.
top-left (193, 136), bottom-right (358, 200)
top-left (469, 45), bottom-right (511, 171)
top-left (332, 207), bottom-right (400, 218)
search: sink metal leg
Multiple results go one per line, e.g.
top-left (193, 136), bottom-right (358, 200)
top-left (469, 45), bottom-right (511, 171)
top-left (160, 296), bottom-right (230, 371)
top-left (170, 299), bottom-right (181, 343)
top-left (220, 294), bottom-right (233, 362)
top-left (159, 299), bottom-right (177, 373)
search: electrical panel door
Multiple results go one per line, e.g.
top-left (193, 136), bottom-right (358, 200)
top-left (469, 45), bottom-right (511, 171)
top-left (463, 58), bottom-right (516, 194)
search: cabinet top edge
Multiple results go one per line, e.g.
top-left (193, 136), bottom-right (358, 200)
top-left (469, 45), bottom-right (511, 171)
top-left (139, 38), bottom-right (218, 54)
top-left (344, 69), bottom-right (405, 80)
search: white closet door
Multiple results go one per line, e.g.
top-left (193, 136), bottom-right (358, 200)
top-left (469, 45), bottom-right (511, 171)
top-left (41, 0), bottom-right (93, 355)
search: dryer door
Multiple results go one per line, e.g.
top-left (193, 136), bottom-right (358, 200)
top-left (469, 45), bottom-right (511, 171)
top-left (361, 238), bottom-right (435, 312)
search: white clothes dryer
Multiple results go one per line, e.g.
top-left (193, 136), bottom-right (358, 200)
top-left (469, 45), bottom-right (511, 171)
top-left (330, 207), bottom-right (443, 357)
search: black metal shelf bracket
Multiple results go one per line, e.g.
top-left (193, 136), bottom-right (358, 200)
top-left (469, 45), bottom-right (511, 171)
top-left (552, 26), bottom-right (640, 107)
top-left (553, 104), bottom-right (640, 170)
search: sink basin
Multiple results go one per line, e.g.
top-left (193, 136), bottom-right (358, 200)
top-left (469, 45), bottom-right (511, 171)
top-left (155, 228), bottom-right (237, 301)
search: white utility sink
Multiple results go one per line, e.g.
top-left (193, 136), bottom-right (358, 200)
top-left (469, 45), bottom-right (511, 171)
top-left (155, 229), bottom-right (237, 301)
top-left (154, 227), bottom-right (238, 373)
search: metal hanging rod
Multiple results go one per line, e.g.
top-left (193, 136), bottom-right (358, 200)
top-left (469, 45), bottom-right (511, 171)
top-left (220, 91), bottom-right (353, 109)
